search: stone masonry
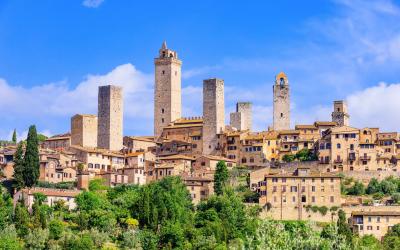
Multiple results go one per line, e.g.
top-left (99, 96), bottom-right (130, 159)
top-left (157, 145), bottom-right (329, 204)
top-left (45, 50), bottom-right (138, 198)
top-left (71, 114), bottom-right (98, 148)
top-left (203, 78), bottom-right (225, 155)
top-left (273, 72), bottom-right (290, 130)
top-left (97, 85), bottom-right (123, 151)
top-left (230, 102), bottom-right (252, 131)
top-left (154, 41), bottom-right (182, 139)
top-left (332, 100), bottom-right (349, 126)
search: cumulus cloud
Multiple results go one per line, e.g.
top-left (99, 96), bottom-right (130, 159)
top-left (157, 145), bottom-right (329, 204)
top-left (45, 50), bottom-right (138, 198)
top-left (82, 0), bottom-right (104, 8)
top-left (0, 64), bottom-right (153, 138)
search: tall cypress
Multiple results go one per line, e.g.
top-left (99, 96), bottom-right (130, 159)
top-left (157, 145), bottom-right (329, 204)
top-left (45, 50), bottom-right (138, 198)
top-left (13, 142), bottom-right (25, 189)
top-left (23, 125), bottom-right (40, 188)
top-left (214, 161), bottom-right (229, 196)
top-left (12, 129), bottom-right (17, 144)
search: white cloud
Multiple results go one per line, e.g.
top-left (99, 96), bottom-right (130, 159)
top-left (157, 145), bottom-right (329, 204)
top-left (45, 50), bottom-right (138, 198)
top-left (82, 0), bottom-right (104, 8)
top-left (0, 63), bottom-right (153, 138)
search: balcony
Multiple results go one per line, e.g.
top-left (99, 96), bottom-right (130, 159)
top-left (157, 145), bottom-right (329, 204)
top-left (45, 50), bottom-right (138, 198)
top-left (334, 159), bottom-right (343, 164)
top-left (359, 155), bottom-right (371, 161)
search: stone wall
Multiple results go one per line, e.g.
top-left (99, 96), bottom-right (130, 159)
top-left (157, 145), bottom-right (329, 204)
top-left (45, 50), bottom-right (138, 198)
top-left (202, 78), bottom-right (225, 155)
top-left (97, 85), bottom-right (123, 151)
top-left (237, 102), bottom-right (252, 131)
top-left (273, 74), bottom-right (290, 130)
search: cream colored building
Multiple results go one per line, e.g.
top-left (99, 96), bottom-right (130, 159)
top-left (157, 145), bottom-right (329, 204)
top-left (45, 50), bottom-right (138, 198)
top-left (351, 211), bottom-right (400, 240)
top-left (184, 176), bottom-right (214, 205)
top-left (42, 133), bottom-right (71, 151)
top-left (256, 167), bottom-right (341, 221)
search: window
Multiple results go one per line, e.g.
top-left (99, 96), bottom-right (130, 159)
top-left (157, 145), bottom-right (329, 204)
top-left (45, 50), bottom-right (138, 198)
top-left (292, 196), bottom-right (296, 202)
top-left (162, 70), bottom-right (165, 75)
top-left (161, 118), bottom-right (164, 123)
top-left (301, 196), bottom-right (306, 202)
top-left (290, 186), bottom-right (297, 192)
top-left (273, 186), bottom-right (277, 192)
top-left (312, 186), bottom-right (316, 192)
top-left (367, 226), bottom-right (372, 230)
top-left (368, 217), bottom-right (371, 222)
top-left (337, 143), bottom-right (341, 149)
top-left (377, 217), bottom-right (380, 223)
top-left (330, 196), bottom-right (334, 203)
top-left (312, 196), bottom-right (315, 202)
top-left (161, 108), bottom-right (164, 114)
top-left (280, 113), bottom-right (283, 118)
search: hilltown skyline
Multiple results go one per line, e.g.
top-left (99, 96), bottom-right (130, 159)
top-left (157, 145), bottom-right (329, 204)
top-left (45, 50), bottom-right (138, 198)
top-left (1, 0), bottom-right (400, 139)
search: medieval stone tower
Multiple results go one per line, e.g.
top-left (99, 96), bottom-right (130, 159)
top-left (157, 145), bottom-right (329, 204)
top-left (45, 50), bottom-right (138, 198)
top-left (332, 100), bottom-right (349, 126)
top-left (230, 102), bottom-right (252, 131)
top-left (97, 85), bottom-right (123, 151)
top-left (71, 114), bottom-right (98, 148)
top-left (273, 72), bottom-right (290, 130)
top-left (203, 78), bottom-right (225, 155)
top-left (154, 41), bottom-right (182, 138)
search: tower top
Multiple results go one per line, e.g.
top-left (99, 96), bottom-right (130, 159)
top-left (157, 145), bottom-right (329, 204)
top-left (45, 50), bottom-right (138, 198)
top-left (275, 72), bottom-right (289, 86)
top-left (157, 41), bottom-right (179, 60)
top-left (161, 41), bottom-right (167, 50)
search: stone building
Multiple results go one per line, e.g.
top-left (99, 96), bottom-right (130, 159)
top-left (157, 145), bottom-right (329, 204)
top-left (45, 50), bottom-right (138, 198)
top-left (331, 100), bottom-right (350, 126)
top-left (255, 167), bottom-right (341, 221)
top-left (273, 72), bottom-right (290, 131)
top-left (230, 102), bottom-right (252, 131)
top-left (351, 211), bottom-right (400, 240)
top-left (202, 78), bottom-right (225, 155)
top-left (97, 85), bottom-right (123, 151)
top-left (42, 133), bottom-right (71, 151)
top-left (71, 114), bottom-right (98, 148)
top-left (154, 41), bottom-right (182, 139)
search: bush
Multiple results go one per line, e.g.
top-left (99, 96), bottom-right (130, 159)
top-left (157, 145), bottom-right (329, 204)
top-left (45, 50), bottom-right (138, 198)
top-left (49, 219), bottom-right (64, 240)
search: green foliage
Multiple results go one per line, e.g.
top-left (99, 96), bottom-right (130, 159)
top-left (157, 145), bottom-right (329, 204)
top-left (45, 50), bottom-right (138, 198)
top-left (0, 225), bottom-right (23, 250)
top-left (13, 142), bottom-right (25, 190)
top-left (392, 193), bottom-right (400, 204)
top-left (365, 176), bottom-right (400, 197)
top-left (0, 186), bottom-right (13, 229)
top-left (89, 178), bottom-right (108, 192)
top-left (49, 220), bottom-right (64, 240)
top-left (24, 228), bottom-right (49, 250)
top-left (295, 148), bottom-right (318, 161)
top-left (282, 153), bottom-right (295, 162)
top-left (37, 134), bottom-right (48, 143)
top-left (346, 181), bottom-right (365, 195)
top-left (355, 234), bottom-right (382, 250)
top-left (23, 125), bottom-right (40, 188)
top-left (214, 161), bottom-right (229, 196)
top-left (12, 129), bottom-right (17, 144)
top-left (337, 210), bottom-right (353, 245)
top-left (383, 224), bottom-right (400, 250)
top-left (36, 181), bottom-right (77, 190)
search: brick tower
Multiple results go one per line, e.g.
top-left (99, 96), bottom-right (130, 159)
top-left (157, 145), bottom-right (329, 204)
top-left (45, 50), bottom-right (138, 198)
top-left (154, 41), bottom-right (182, 139)
top-left (332, 100), bottom-right (349, 126)
top-left (97, 85), bottom-right (123, 151)
top-left (203, 78), bottom-right (225, 155)
top-left (273, 72), bottom-right (290, 130)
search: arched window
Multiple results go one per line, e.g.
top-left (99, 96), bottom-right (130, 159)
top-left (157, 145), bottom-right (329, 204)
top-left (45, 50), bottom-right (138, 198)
top-left (169, 53), bottom-right (173, 57)
top-left (162, 51), bottom-right (166, 58)
top-left (280, 77), bottom-right (285, 86)
top-left (363, 130), bottom-right (367, 135)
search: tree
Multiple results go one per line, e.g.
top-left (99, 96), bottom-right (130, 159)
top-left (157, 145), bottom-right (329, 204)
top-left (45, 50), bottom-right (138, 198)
top-left (13, 142), bottom-right (25, 190)
top-left (347, 181), bottom-right (365, 195)
top-left (383, 224), bottom-right (400, 249)
top-left (214, 161), bottom-right (229, 196)
top-left (37, 134), bottom-right (48, 143)
top-left (23, 125), bottom-right (40, 188)
top-left (337, 209), bottom-right (353, 244)
top-left (282, 154), bottom-right (295, 162)
top-left (366, 178), bottom-right (380, 194)
top-left (295, 148), bottom-right (318, 161)
top-left (12, 129), bottom-right (17, 144)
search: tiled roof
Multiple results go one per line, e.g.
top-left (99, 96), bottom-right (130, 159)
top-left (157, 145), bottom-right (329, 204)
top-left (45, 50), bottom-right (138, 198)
top-left (352, 211), bottom-right (400, 216)
top-left (22, 187), bottom-right (81, 197)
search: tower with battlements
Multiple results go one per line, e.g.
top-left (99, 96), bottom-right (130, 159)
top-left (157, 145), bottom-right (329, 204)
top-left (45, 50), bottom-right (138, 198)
top-left (332, 100), bottom-right (349, 126)
top-left (154, 41), bottom-right (182, 139)
top-left (97, 85), bottom-right (123, 151)
top-left (203, 78), bottom-right (225, 155)
top-left (273, 72), bottom-right (290, 130)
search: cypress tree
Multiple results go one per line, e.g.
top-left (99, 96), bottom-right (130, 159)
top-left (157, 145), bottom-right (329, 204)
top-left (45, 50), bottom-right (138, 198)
top-left (13, 142), bottom-right (25, 189)
top-left (214, 161), bottom-right (229, 196)
top-left (12, 129), bottom-right (17, 144)
top-left (23, 125), bottom-right (40, 188)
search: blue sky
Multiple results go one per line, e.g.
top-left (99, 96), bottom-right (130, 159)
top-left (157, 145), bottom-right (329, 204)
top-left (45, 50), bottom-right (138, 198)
top-left (1, 0), bottom-right (400, 140)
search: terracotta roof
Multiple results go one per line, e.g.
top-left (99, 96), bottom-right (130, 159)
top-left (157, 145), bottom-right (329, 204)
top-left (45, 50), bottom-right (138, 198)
top-left (126, 152), bottom-right (145, 157)
top-left (69, 145), bottom-right (124, 157)
top-left (244, 131), bottom-right (278, 140)
top-left (199, 155), bottom-right (236, 163)
top-left (314, 121), bottom-right (337, 126)
top-left (183, 176), bottom-right (213, 182)
top-left (22, 187), bottom-right (81, 197)
top-left (125, 136), bottom-right (155, 143)
top-left (158, 154), bottom-right (195, 161)
top-left (45, 133), bottom-right (71, 141)
top-left (295, 125), bottom-right (317, 130)
top-left (279, 130), bottom-right (300, 135)
top-left (352, 211), bottom-right (400, 216)
top-left (264, 170), bottom-right (340, 178)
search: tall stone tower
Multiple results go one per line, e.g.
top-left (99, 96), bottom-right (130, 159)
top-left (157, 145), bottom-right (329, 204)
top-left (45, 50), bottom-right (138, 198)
top-left (71, 114), bottom-right (98, 148)
top-left (97, 85), bottom-right (123, 151)
top-left (203, 78), bottom-right (225, 155)
top-left (154, 41), bottom-right (182, 138)
top-left (273, 72), bottom-right (290, 131)
top-left (331, 100), bottom-right (349, 126)
top-left (230, 102), bottom-right (252, 131)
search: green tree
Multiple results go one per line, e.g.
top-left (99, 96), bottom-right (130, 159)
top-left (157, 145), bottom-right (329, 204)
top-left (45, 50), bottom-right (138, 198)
top-left (0, 225), bottom-right (23, 250)
top-left (12, 129), bottom-right (17, 144)
top-left (23, 125), bottom-right (40, 188)
top-left (37, 134), bottom-right (48, 143)
top-left (347, 181), bottom-right (365, 195)
top-left (380, 180), bottom-right (397, 195)
top-left (49, 219), bottom-right (64, 240)
top-left (383, 224), bottom-right (400, 249)
top-left (337, 209), bottom-right (353, 244)
top-left (214, 161), bottom-right (229, 196)
top-left (356, 235), bottom-right (382, 250)
top-left (295, 148), bottom-right (318, 161)
top-left (366, 178), bottom-right (380, 194)
top-left (282, 154), bottom-right (295, 162)
top-left (13, 142), bottom-right (25, 190)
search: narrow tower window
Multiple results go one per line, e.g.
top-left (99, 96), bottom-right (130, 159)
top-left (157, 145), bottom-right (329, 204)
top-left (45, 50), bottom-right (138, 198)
top-left (280, 113), bottom-right (283, 118)
top-left (162, 70), bottom-right (165, 75)
top-left (280, 77), bottom-right (285, 86)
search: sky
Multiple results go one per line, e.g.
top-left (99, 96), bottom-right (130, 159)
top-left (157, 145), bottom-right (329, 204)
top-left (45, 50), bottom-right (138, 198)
top-left (1, 0), bottom-right (400, 140)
